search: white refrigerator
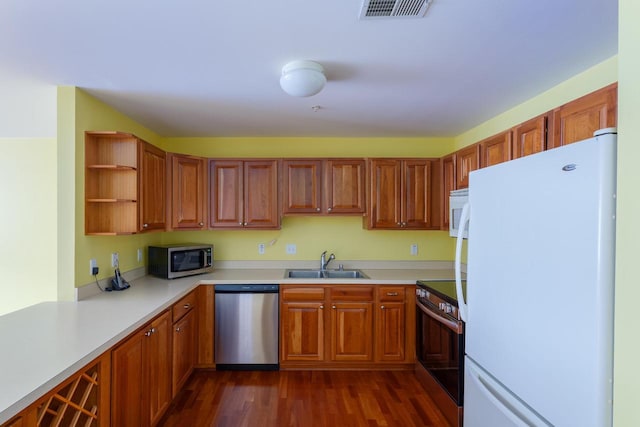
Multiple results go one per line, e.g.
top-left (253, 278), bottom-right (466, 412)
top-left (456, 129), bottom-right (616, 426)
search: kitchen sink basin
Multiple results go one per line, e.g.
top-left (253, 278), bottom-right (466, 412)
top-left (284, 269), bottom-right (369, 279)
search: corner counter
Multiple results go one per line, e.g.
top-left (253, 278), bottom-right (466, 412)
top-left (0, 262), bottom-right (456, 423)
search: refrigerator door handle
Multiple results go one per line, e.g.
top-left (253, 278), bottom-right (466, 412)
top-left (455, 202), bottom-right (469, 321)
top-left (468, 363), bottom-right (547, 426)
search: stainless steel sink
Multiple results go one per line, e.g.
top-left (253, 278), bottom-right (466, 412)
top-left (284, 269), bottom-right (369, 279)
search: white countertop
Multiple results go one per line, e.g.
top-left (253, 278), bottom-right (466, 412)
top-left (0, 266), bottom-right (455, 423)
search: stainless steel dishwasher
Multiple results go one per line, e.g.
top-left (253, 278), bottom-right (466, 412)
top-left (214, 284), bottom-right (279, 370)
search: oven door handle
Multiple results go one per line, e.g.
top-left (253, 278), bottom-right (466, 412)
top-left (417, 300), bottom-right (463, 334)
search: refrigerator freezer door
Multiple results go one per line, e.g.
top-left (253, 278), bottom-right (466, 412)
top-left (464, 357), bottom-right (551, 427)
top-left (465, 133), bottom-right (616, 426)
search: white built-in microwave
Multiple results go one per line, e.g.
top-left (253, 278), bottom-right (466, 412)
top-left (449, 188), bottom-right (469, 239)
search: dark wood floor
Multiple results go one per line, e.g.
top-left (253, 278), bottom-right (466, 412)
top-left (158, 369), bottom-right (451, 427)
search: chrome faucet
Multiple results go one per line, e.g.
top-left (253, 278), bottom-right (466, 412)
top-left (320, 251), bottom-right (335, 270)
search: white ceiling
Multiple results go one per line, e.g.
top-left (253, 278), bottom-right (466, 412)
top-left (0, 0), bottom-right (618, 137)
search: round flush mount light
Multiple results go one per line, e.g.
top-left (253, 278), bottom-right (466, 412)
top-left (280, 60), bottom-right (326, 97)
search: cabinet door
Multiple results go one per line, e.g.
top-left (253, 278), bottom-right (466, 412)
top-left (480, 131), bottom-right (512, 167)
top-left (281, 302), bottom-right (325, 362)
top-left (325, 159), bottom-right (366, 214)
top-left (244, 160), bottom-right (280, 228)
top-left (282, 159), bottom-right (323, 214)
top-left (209, 160), bottom-right (244, 228)
top-left (512, 115), bottom-right (546, 159)
top-left (139, 142), bottom-right (166, 232)
top-left (455, 144), bottom-right (480, 189)
top-left (330, 302), bottom-right (373, 361)
top-left (112, 330), bottom-right (146, 427)
top-left (147, 311), bottom-right (172, 426)
top-left (368, 159), bottom-right (401, 229)
top-left (170, 154), bottom-right (207, 230)
top-left (441, 154), bottom-right (456, 230)
top-left (375, 302), bottom-right (406, 362)
top-left (403, 160), bottom-right (431, 229)
top-left (550, 83), bottom-right (617, 148)
top-left (172, 309), bottom-right (196, 398)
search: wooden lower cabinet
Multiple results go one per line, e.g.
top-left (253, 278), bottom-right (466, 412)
top-left (172, 293), bottom-right (198, 397)
top-left (111, 310), bottom-right (172, 427)
top-left (330, 301), bottom-right (373, 361)
top-left (280, 284), bottom-right (414, 369)
top-left (281, 301), bottom-right (325, 362)
top-left (2, 353), bottom-right (111, 427)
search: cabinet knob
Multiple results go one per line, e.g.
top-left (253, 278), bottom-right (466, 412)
top-left (381, 305), bottom-right (385, 309)
top-left (320, 305), bottom-right (324, 309)
top-left (183, 303), bottom-right (191, 309)
top-left (386, 292), bottom-right (398, 296)
top-left (175, 327), bottom-right (181, 332)
top-left (198, 222), bottom-right (204, 227)
top-left (142, 223), bottom-right (149, 228)
top-left (332, 305), bottom-right (336, 309)
top-left (239, 222), bottom-right (243, 225)
top-left (243, 222), bottom-right (248, 226)
top-left (397, 222), bottom-right (401, 226)
top-left (327, 208), bottom-right (332, 212)
top-left (316, 208), bottom-right (321, 212)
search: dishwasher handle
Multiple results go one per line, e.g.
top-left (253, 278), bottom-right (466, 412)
top-left (215, 284), bottom-right (279, 293)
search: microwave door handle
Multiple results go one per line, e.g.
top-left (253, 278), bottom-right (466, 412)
top-left (455, 202), bottom-right (469, 322)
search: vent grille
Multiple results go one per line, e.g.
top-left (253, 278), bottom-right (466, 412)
top-left (360, 0), bottom-right (433, 19)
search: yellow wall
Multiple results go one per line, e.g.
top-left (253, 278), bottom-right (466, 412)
top-left (0, 138), bottom-right (57, 315)
top-left (65, 90), bottom-right (457, 287)
top-left (455, 56), bottom-right (618, 149)
top-left (613, 1), bottom-right (639, 424)
top-left (58, 88), bottom-right (167, 290)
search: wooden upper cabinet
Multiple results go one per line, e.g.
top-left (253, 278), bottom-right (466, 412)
top-left (549, 82), bottom-right (617, 148)
top-left (139, 142), bottom-right (166, 232)
top-left (244, 160), bottom-right (280, 228)
top-left (480, 131), bottom-right (512, 167)
top-left (169, 154), bottom-right (207, 230)
top-left (209, 160), bottom-right (243, 228)
top-left (455, 144), bottom-right (480, 189)
top-left (512, 115), bottom-right (547, 159)
top-left (325, 159), bottom-right (366, 214)
top-left (210, 159), bottom-right (280, 229)
top-left (403, 160), bottom-right (431, 229)
top-left (367, 159), bottom-right (432, 230)
top-left (282, 159), bottom-right (323, 214)
top-left (282, 158), bottom-right (365, 215)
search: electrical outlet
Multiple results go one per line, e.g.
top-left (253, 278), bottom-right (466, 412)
top-left (137, 248), bottom-right (143, 262)
top-left (89, 259), bottom-right (98, 275)
top-left (258, 243), bottom-right (265, 255)
top-left (286, 244), bottom-right (297, 255)
top-left (111, 252), bottom-right (119, 268)
top-left (410, 244), bottom-right (418, 256)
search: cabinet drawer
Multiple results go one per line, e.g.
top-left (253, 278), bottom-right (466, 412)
top-left (172, 291), bottom-right (197, 323)
top-left (330, 286), bottom-right (374, 301)
top-left (281, 287), bottom-right (325, 301)
top-left (378, 287), bottom-right (405, 302)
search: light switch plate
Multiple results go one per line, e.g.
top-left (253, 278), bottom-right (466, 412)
top-left (286, 244), bottom-right (297, 255)
top-left (258, 243), bottom-right (265, 255)
top-left (410, 244), bottom-right (418, 256)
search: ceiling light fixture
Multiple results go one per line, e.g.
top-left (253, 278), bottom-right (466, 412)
top-left (280, 60), bottom-right (326, 97)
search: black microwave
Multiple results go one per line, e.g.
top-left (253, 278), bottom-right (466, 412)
top-left (148, 243), bottom-right (213, 279)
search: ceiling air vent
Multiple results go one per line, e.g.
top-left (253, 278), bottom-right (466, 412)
top-left (359, 0), bottom-right (433, 19)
